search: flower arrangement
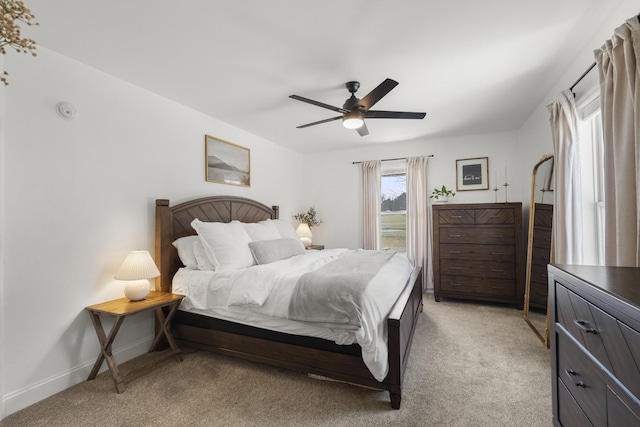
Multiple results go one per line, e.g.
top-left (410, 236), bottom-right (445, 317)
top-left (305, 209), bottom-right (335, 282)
top-left (0, 0), bottom-right (38, 85)
top-left (293, 206), bottom-right (323, 228)
top-left (430, 185), bottom-right (456, 200)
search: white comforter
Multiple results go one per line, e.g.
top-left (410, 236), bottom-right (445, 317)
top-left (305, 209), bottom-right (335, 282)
top-left (172, 248), bottom-right (414, 381)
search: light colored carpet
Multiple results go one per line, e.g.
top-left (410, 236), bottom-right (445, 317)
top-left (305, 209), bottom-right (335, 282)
top-left (1, 296), bottom-right (552, 427)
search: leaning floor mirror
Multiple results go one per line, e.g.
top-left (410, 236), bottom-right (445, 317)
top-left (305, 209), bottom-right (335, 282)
top-left (523, 154), bottom-right (554, 348)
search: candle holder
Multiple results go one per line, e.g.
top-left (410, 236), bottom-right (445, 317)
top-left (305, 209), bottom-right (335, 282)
top-left (493, 186), bottom-right (500, 203)
top-left (503, 181), bottom-right (509, 203)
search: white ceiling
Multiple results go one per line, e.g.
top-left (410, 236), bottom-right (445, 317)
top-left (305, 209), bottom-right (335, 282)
top-left (25, 0), bottom-right (618, 154)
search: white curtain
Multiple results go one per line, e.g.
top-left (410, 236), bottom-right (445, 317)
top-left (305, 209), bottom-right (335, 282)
top-left (361, 160), bottom-right (381, 250)
top-left (406, 156), bottom-right (430, 290)
top-left (548, 89), bottom-right (583, 264)
top-left (595, 16), bottom-right (640, 267)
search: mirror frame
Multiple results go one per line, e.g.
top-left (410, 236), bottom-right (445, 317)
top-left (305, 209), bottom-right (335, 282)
top-left (523, 154), bottom-right (554, 348)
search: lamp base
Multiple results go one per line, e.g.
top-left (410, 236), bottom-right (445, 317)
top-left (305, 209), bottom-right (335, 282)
top-left (124, 279), bottom-right (151, 301)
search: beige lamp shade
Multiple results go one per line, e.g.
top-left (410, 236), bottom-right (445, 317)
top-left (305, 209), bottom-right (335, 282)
top-left (115, 250), bottom-right (160, 301)
top-left (296, 223), bottom-right (313, 247)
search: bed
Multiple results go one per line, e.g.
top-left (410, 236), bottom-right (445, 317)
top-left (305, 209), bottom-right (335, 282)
top-left (155, 195), bottom-right (423, 409)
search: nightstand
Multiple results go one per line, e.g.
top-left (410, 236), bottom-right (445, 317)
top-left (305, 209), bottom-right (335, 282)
top-left (308, 245), bottom-right (324, 250)
top-left (85, 291), bottom-right (184, 393)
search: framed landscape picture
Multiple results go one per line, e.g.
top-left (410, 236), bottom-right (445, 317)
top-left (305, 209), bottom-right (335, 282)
top-left (205, 135), bottom-right (250, 187)
top-left (456, 157), bottom-right (488, 191)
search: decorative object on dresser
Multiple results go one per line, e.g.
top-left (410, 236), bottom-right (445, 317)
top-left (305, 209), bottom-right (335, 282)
top-left (455, 157), bottom-right (489, 191)
top-left (155, 196), bottom-right (423, 409)
top-left (205, 134), bottom-right (250, 187)
top-left (114, 250), bottom-right (161, 301)
top-left (429, 185), bottom-right (455, 203)
top-left (549, 265), bottom-right (640, 427)
top-left (432, 202), bottom-right (524, 308)
top-left (523, 154), bottom-right (554, 347)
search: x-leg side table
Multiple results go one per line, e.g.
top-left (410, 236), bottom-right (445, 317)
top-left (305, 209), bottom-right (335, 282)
top-left (86, 292), bottom-right (184, 393)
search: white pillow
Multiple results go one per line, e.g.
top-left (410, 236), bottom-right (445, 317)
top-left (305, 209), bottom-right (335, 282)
top-left (270, 219), bottom-right (305, 250)
top-left (191, 219), bottom-right (255, 271)
top-left (243, 220), bottom-right (280, 242)
top-left (249, 238), bottom-right (306, 265)
top-left (172, 236), bottom-right (199, 269)
top-left (193, 240), bottom-right (216, 270)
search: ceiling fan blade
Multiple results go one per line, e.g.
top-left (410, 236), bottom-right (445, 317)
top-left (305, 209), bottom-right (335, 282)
top-left (296, 116), bottom-right (342, 129)
top-left (289, 95), bottom-right (349, 114)
top-left (356, 122), bottom-right (369, 137)
top-left (364, 110), bottom-right (426, 120)
top-left (357, 78), bottom-right (399, 111)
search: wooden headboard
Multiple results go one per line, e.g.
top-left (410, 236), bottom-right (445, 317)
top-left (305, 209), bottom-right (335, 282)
top-left (155, 196), bottom-right (279, 293)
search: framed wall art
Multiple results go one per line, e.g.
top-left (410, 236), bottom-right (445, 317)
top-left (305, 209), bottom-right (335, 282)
top-left (456, 157), bottom-right (489, 191)
top-left (205, 135), bottom-right (250, 187)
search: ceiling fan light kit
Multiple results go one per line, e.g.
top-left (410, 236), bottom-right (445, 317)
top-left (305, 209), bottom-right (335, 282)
top-left (290, 78), bottom-right (426, 137)
top-left (343, 110), bottom-right (364, 129)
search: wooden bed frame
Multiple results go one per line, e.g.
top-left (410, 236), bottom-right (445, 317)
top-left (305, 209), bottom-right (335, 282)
top-left (155, 196), bottom-right (423, 409)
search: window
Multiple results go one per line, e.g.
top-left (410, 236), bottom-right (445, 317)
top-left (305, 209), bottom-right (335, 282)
top-left (381, 169), bottom-right (406, 252)
top-left (578, 105), bottom-right (605, 265)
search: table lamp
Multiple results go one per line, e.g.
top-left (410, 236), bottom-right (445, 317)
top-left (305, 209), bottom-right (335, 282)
top-left (296, 223), bottom-right (313, 247)
top-left (114, 250), bottom-right (160, 301)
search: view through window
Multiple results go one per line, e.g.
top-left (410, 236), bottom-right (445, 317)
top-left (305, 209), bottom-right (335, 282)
top-left (381, 173), bottom-right (406, 251)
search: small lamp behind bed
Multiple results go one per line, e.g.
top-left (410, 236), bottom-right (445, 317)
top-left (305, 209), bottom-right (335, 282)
top-left (296, 223), bottom-right (313, 248)
top-left (114, 250), bottom-right (160, 301)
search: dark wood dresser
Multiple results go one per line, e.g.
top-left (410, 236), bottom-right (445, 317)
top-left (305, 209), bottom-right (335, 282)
top-left (529, 203), bottom-right (553, 309)
top-left (432, 202), bottom-right (524, 308)
top-left (549, 264), bottom-right (640, 427)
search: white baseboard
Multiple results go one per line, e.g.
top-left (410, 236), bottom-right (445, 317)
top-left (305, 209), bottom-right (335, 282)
top-left (2, 335), bottom-right (153, 419)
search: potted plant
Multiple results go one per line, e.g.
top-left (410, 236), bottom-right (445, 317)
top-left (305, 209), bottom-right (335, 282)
top-left (293, 207), bottom-right (323, 247)
top-left (430, 185), bottom-right (455, 203)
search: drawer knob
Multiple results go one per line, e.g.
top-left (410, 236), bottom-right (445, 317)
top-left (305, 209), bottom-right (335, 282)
top-left (573, 319), bottom-right (598, 334)
top-left (449, 267), bottom-right (462, 270)
top-left (449, 250), bottom-right (461, 254)
top-left (490, 252), bottom-right (504, 255)
top-left (450, 215), bottom-right (463, 219)
top-left (490, 235), bottom-right (504, 238)
top-left (491, 269), bottom-right (504, 273)
top-left (449, 234), bottom-right (461, 238)
top-left (488, 215), bottom-right (501, 218)
top-left (564, 369), bottom-right (587, 388)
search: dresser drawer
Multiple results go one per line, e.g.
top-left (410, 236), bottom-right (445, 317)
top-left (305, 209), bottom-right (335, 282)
top-left (534, 204), bottom-right (553, 227)
top-left (532, 228), bottom-right (552, 249)
top-left (440, 260), bottom-right (514, 279)
top-left (437, 209), bottom-right (474, 224)
top-left (608, 386), bottom-right (640, 426)
top-left (528, 282), bottom-right (548, 306)
top-left (556, 283), bottom-right (640, 399)
top-left (557, 329), bottom-right (606, 426)
top-left (439, 244), bottom-right (515, 262)
top-left (440, 275), bottom-right (515, 297)
top-left (530, 263), bottom-right (549, 285)
top-left (531, 245), bottom-right (551, 267)
top-left (475, 208), bottom-right (514, 224)
top-left (439, 227), bottom-right (515, 244)
top-left (557, 379), bottom-right (594, 427)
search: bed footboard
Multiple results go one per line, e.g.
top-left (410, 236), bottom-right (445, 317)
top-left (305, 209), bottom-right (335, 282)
top-left (386, 267), bottom-right (423, 408)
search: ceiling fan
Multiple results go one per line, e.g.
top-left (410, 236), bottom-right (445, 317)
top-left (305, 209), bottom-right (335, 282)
top-left (289, 78), bottom-right (426, 136)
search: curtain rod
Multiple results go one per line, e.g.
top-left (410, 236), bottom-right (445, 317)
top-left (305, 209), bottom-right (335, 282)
top-left (570, 14), bottom-right (640, 94)
top-left (352, 155), bottom-right (433, 165)
top-left (569, 61), bottom-right (597, 94)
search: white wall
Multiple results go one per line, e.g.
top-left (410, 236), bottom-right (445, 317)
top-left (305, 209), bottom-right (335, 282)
top-left (301, 131), bottom-right (521, 249)
top-left (0, 48), bottom-right (303, 417)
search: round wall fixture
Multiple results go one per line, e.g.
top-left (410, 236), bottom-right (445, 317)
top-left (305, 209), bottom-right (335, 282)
top-left (56, 102), bottom-right (78, 119)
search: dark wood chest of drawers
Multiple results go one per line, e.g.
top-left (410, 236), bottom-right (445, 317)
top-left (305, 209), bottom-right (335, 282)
top-left (549, 265), bottom-right (640, 427)
top-left (529, 203), bottom-right (553, 309)
top-left (432, 202), bottom-right (524, 308)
